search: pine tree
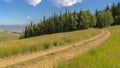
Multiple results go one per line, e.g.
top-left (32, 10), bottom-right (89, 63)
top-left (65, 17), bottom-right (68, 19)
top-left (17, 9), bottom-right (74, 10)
top-left (96, 10), bottom-right (114, 28)
top-left (22, 2), bottom-right (120, 38)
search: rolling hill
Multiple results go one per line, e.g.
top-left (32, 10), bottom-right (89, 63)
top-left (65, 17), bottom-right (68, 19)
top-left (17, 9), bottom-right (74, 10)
top-left (0, 30), bottom-right (19, 42)
top-left (0, 29), bottom-right (100, 58)
top-left (57, 25), bottom-right (120, 68)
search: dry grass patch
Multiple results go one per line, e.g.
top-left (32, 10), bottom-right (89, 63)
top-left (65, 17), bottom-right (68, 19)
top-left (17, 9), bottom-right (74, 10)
top-left (0, 29), bottom-right (100, 58)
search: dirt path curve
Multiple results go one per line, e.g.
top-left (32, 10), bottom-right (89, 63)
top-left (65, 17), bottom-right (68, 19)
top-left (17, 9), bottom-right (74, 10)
top-left (0, 29), bottom-right (111, 68)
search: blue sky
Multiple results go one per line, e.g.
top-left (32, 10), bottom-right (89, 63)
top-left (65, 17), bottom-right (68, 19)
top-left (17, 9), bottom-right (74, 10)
top-left (0, 0), bottom-right (119, 25)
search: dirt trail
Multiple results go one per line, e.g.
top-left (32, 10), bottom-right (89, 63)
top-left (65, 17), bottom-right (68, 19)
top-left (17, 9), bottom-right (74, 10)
top-left (0, 29), bottom-right (111, 68)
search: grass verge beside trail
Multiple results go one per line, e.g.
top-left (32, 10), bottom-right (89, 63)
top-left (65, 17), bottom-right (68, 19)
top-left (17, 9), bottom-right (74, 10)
top-left (0, 29), bottom-right (100, 58)
top-left (56, 26), bottom-right (120, 68)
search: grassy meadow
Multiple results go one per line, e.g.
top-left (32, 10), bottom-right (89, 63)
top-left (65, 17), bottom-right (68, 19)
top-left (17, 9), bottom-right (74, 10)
top-left (0, 29), bottom-right (100, 58)
top-left (0, 31), bottom-right (19, 42)
top-left (57, 26), bottom-right (120, 68)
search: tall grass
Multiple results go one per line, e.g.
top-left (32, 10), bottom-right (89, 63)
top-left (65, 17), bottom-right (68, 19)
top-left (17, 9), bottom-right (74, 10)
top-left (0, 29), bottom-right (100, 58)
top-left (56, 26), bottom-right (120, 68)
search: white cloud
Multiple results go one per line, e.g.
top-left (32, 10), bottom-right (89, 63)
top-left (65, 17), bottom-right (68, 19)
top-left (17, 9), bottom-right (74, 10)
top-left (27, 0), bottom-right (42, 7)
top-left (26, 16), bottom-right (31, 19)
top-left (51, 0), bottom-right (82, 7)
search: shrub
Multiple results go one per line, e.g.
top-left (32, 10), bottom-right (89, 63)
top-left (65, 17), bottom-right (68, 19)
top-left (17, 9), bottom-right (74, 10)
top-left (62, 37), bottom-right (72, 43)
top-left (19, 34), bottom-right (24, 39)
top-left (89, 48), bottom-right (97, 55)
top-left (42, 42), bottom-right (52, 49)
top-left (53, 41), bottom-right (59, 46)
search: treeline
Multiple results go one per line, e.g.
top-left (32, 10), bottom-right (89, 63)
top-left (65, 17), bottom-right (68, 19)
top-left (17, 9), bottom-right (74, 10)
top-left (21, 2), bottom-right (120, 38)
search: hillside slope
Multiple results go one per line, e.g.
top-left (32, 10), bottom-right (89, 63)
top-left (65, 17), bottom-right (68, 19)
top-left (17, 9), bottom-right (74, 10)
top-left (0, 28), bottom-right (102, 67)
top-left (57, 26), bottom-right (120, 68)
top-left (0, 30), bottom-right (19, 42)
top-left (0, 29), bottom-right (100, 58)
top-left (5, 29), bottom-right (111, 68)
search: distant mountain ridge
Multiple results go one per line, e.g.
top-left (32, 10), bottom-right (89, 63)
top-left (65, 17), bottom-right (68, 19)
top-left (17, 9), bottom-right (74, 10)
top-left (0, 25), bottom-right (25, 33)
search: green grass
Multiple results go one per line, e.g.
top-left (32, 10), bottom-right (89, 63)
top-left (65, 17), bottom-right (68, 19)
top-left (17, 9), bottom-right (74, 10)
top-left (56, 26), bottom-right (120, 68)
top-left (0, 29), bottom-right (100, 58)
top-left (0, 31), bottom-right (19, 42)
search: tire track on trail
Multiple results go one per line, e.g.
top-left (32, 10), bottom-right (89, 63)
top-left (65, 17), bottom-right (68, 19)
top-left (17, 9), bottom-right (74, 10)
top-left (0, 29), bottom-right (111, 68)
